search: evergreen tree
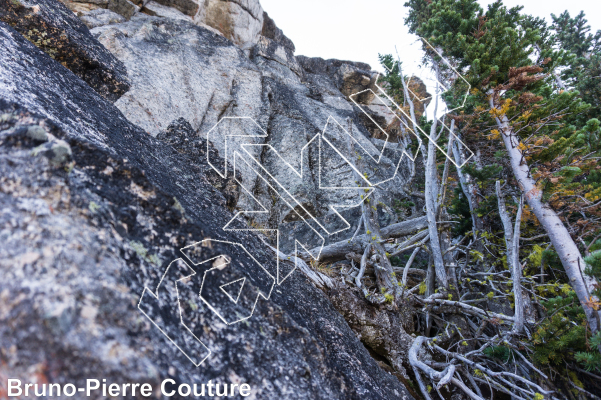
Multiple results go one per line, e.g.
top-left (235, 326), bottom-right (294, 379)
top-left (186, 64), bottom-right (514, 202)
top-left (551, 11), bottom-right (601, 119)
top-left (400, 0), bottom-right (601, 396)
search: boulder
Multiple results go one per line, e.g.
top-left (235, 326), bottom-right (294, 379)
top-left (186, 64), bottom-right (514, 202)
top-left (0, 0), bottom-right (130, 102)
top-left (0, 21), bottom-right (414, 399)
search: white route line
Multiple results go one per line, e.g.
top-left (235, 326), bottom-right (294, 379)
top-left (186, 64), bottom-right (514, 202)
top-left (226, 149), bottom-right (325, 285)
top-left (220, 277), bottom-right (246, 304)
top-left (356, 50), bottom-right (474, 169)
top-left (137, 258), bottom-right (211, 367)
top-left (137, 35), bottom-right (475, 367)
top-left (181, 239), bottom-right (276, 325)
top-left (420, 37), bottom-right (471, 113)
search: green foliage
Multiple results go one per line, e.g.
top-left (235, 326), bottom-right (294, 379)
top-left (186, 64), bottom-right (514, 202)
top-left (584, 250), bottom-right (601, 298)
top-left (403, 0), bottom-right (601, 390)
top-left (531, 293), bottom-right (592, 368)
top-left (418, 280), bottom-right (427, 295)
top-left (378, 54), bottom-right (406, 99)
top-left (575, 332), bottom-right (601, 372)
top-left (459, 163), bottom-right (504, 222)
top-left (528, 245), bottom-right (543, 267)
top-left (483, 345), bottom-right (515, 362)
top-left (551, 11), bottom-right (601, 119)
top-left (392, 198), bottom-right (415, 216)
top-left (462, 163), bottom-right (503, 184)
top-left (448, 188), bottom-right (472, 235)
top-left (541, 249), bottom-right (562, 271)
top-left (384, 292), bottom-right (395, 303)
top-left (405, 0), bottom-right (538, 88)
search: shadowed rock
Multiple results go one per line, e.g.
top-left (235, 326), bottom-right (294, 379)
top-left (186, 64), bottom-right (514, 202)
top-left (261, 11), bottom-right (295, 53)
top-left (0, 0), bottom-right (130, 102)
top-left (0, 20), bottom-right (414, 400)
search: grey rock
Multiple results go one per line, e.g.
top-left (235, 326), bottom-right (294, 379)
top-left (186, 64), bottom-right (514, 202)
top-left (142, 0), bottom-right (192, 21)
top-left (80, 8), bottom-right (126, 28)
top-left (25, 125), bottom-right (49, 141)
top-left (335, 63), bottom-right (377, 104)
top-left (17, 197), bottom-right (51, 216)
top-left (94, 16), bottom-right (256, 136)
top-left (194, 0), bottom-right (264, 47)
top-left (57, 0), bottom-right (107, 14)
top-left (152, 0), bottom-right (200, 16)
top-left (3, 120), bottom-right (72, 165)
top-left (0, 0), bottom-right (130, 102)
top-left (108, 0), bottom-right (140, 19)
top-left (297, 56), bottom-right (377, 104)
top-left (92, 16), bottom-right (411, 253)
top-left (252, 35), bottom-right (302, 76)
top-left (297, 55), bottom-right (372, 76)
top-left (261, 11), bottom-right (295, 53)
top-left (0, 20), bottom-right (414, 399)
top-left (156, 117), bottom-right (240, 209)
top-left (73, 0), bottom-right (109, 5)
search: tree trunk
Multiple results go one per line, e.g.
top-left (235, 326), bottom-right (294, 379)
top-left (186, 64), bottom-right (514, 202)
top-left (496, 181), bottom-right (524, 333)
top-left (361, 196), bottom-right (399, 297)
top-left (490, 96), bottom-right (601, 335)
top-left (425, 86), bottom-right (448, 288)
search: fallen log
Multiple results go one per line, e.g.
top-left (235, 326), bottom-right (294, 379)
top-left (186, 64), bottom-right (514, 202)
top-left (308, 216), bottom-right (428, 262)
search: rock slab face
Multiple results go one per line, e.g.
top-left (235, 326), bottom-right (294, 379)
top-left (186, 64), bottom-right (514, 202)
top-left (0, 19), bottom-right (413, 400)
top-left (0, 0), bottom-right (130, 102)
top-left (93, 15), bottom-right (412, 254)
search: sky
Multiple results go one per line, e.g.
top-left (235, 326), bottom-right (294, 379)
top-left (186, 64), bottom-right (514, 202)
top-left (260, 0), bottom-right (601, 75)
top-left (259, 0), bottom-right (600, 117)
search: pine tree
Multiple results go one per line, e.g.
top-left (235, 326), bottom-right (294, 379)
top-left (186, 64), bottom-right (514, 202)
top-left (401, 0), bottom-right (601, 396)
top-left (551, 11), bottom-right (601, 119)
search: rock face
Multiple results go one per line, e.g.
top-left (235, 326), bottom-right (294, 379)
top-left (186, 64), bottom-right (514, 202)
top-left (108, 0), bottom-right (140, 19)
top-left (91, 14), bottom-right (412, 254)
top-left (195, 0), bottom-right (264, 48)
top-left (142, 0), bottom-right (194, 21)
top-left (297, 56), bottom-right (378, 104)
top-left (261, 11), bottom-right (294, 53)
top-left (151, 0), bottom-right (202, 17)
top-left (0, 14), bottom-right (414, 399)
top-left (80, 8), bottom-right (126, 28)
top-left (0, 0), bottom-right (130, 102)
top-left (65, 0), bottom-right (269, 49)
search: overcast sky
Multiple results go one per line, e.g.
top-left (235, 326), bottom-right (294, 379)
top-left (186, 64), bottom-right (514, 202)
top-left (260, 0), bottom-right (601, 75)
